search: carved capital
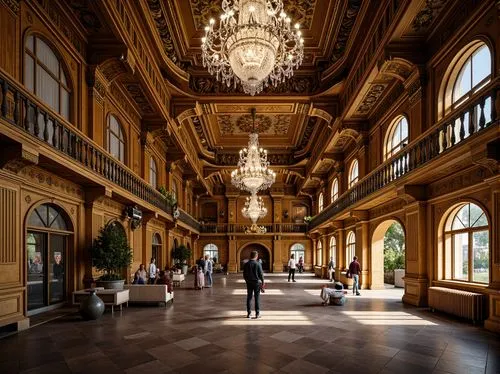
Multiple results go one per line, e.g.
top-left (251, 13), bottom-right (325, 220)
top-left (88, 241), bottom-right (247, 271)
top-left (471, 141), bottom-right (499, 175)
top-left (0, 144), bottom-right (39, 173)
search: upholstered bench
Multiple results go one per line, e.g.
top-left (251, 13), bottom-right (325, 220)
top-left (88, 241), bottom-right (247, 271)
top-left (124, 285), bottom-right (173, 307)
top-left (73, 288), bottom-right (129, 314)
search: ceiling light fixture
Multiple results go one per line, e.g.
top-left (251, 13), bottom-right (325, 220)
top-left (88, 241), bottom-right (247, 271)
top-left (201, 0), bottom-right (304, 96)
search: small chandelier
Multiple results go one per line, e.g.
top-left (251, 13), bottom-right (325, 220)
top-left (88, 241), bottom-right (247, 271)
top-left (242, 193), bottom-right (268, 234)
top-left (231, 108), bottom-right (276, 193)
top-left (201, 0), bottom-right (304, 96)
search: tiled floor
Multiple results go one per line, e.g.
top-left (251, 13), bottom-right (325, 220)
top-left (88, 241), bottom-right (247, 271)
top-left (0, 273), bottom-right (498, 374)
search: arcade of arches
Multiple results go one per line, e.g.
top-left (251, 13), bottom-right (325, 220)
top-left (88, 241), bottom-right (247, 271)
top-left (0, 0), bottom-right (499, 339)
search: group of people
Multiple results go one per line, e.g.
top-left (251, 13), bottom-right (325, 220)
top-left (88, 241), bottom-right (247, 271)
top-left (194, 254), bottom-right (214, 289)
top-left (132, 258), bottom-right (173, 292)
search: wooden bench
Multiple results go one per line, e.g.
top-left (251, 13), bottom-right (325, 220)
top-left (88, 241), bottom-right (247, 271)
top-left (72, 289), bottom-right (129, 315)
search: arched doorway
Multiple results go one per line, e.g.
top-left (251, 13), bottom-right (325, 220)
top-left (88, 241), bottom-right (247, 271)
top-left (371, 220), bottom-right (405, 290)
top-left (239, 243), bottom-right (271, 272)
top-left (26, 203), bottom-right (73, 312)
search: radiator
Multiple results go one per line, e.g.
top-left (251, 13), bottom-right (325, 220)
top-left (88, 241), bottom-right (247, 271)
top-left (428, 286), bottom-right (485, 323)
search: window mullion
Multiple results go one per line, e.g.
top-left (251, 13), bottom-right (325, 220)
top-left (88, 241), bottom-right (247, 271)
top-left (469, 231), bottom-right (473, 282)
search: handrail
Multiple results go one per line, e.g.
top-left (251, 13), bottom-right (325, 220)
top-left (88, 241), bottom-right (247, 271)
top-left (0, 71), bottom-right (200, 232)
top-left (309, 82), bottom-right (498, 229)
top-left (199, 222), bottom-right (308, 234)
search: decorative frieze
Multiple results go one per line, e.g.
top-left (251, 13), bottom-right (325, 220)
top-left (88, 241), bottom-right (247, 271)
top-left (331, 0), bottom-right (362, 63)
top-left (20, 166), bottom-right (83, 199)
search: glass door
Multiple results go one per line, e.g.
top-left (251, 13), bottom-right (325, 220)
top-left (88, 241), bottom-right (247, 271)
top-left (27, 232), bottom-right (46, 310)
top-left (49, 234), bottom-right (66, 304)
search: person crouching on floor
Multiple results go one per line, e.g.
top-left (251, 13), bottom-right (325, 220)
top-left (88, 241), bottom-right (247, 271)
top-left (320, 282), bottom-right (346, 306)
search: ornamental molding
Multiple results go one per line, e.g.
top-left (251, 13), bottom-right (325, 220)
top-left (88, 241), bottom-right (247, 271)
top-left (411, 0), bottom-right (447, 33)
top-left (189, 0), bottom-right (317, 30)
top-left (122, 83), bottom-right (155, 114)
top-left (146, 0), bottom-right (187, 69)
top-left (1, 0), bottom-right (20, 14)
top-left (215, 152), bottom-right (295, 166)
top-left (20, 166), bottom-right (83, 199)
top-left (217, 114), bottom-right (291, 136)
top-left (330, 0), bottom-right (362, 63)
top-left (189, 75), bottom-right (318, 95)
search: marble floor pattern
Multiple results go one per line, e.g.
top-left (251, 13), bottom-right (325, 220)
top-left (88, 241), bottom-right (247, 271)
top-left (0, 273), bottom-right (499, 374)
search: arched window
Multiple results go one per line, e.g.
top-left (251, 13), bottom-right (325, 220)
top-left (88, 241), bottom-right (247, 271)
top-left (451, 44), bottom-right (491, 109)
top-left (26, 203), bottom-right (72, 311)
top-left (149, 157), bottom-right (157, 188)
top-left (331, 178), bottom-right (339, 203)
top-left (107, 115), bottom-right (125, 163)
top-left (348, 159), bottom-right (359, 188)
top-left (385, 116), bottom-right (409, 160)
top-left (444, 203), bottom-right (489, 283)
top-left (346, 231), bottom-right (356, 267)
top-left (290, 243), bottom-right (305, 262)
top-left (318, 192), bottom-right (324, 213)
top-left (152, 233), bottom-right (162, 265)
top-left (329, 236), bottom-right (336, 264)
top-left (203, 243), bottom-right (218, 263)
top-left (24, 35), bottom-right (71, 119)
top-left (317, 241), bottom-right (323, 266)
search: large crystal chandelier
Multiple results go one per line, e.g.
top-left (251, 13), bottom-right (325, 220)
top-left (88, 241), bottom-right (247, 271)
top-left (201, 0), bottom-right (304, 96)
top-left (231, 109), bottom-right (276, 193)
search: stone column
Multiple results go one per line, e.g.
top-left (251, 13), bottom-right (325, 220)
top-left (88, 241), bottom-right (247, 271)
top-left (336, 227), bottom-right (345, 278)
top-left (273, 235), bottom-right (282, 272)
top-left (402, 200), bottom-right (429, 306)
top-left (321, 232), bottom-right (329, 278)
top-left (485, 176), bottom-right (500, 333)
top-left (355, 220), bottom-right (369, 290)
top-left (228, 236), bottom-right (237, 273)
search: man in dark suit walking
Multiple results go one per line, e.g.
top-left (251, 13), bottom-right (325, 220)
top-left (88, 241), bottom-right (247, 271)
top-left (243, 250), bottom-right (265, 319)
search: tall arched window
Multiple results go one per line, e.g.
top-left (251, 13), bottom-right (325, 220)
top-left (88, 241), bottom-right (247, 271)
top-left (290, 243), bottom-right (305, 262)
top-left (385, 116), bottom-right (409, 160)
top-left (444, 202), bottom-right (489, 283)
top-left (149, 157), bottom-right (157, 189)
top-left (317, 241), bottom-right (323, 266)
top-left (203, 243), bottom-right (218, 262)
top-left (24, 35), bottom-right (71, 119)
top-left (346, 231), bottom-right (356, 267)
top-left (107, 115), bottom-right (125, 163)
top-left (348, 160), bottom-right (359, 188)
top-left (331, 178), bottom-right (339, 203)
top-left (318, 192), bottom-right (324, 213)
top-left (451, 44), bottom-right (491, 109)
top-left (329, 236), bottom-right (336, 264)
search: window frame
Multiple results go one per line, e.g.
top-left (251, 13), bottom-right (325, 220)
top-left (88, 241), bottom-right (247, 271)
top-left (290, 243), bottom-right (305, 262)
top-left (24, 34), bottom-right (71, 119)
top-left (106, 114), bottom-right (126, 164)
top-left (329, 236), bottom-right (336, 264)
top-left (318, 192), bottom-right (324, 213)
top-left (331, 178), bottom-right (339, 203)
top-left (384, 116), bottom-right (409, 160)
top-left (346, 231), bottom-right (356, 267)
top-left (149, 156), bottom-right (157, 188)
top-left (444, 202), bottom-right (489, 284)
top-left (317, 241), bottom-right (323, 266)
top-left (203, 243), bottom-right (219, 261)
top-left (348, 159), bottom-right (359, 188)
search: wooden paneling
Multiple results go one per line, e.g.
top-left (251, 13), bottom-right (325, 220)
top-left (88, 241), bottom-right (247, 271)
top-left (0, 291), bottom-right (23, 324)
top-left (0, 187), bottom-right (16, 263)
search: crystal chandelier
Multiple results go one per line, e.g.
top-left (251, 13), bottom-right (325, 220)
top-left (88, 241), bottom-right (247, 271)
top-left (242, 193), bottom-right (267, 223)
top-left (201, 0), bottom-right (304, 96)
top-left (231, 109), bottom-right (276, 194)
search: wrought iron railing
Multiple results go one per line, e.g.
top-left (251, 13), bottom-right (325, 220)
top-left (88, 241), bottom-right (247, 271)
top-left (310, 83), bottom-right (498, 229)
top-left (0, 72), bottom-right (200, 232)
top-left (200, 222), bottom-right (308, 234)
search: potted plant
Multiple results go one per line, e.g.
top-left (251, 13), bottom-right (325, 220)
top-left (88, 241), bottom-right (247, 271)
top-left (303, 216), bottom-right (313, 224)
top-left (158, 186), bottom-right (177, 207)
top-left (92, 221), bottom-right (133, 289)
top-left (172, 244), bottom-right (191, 275)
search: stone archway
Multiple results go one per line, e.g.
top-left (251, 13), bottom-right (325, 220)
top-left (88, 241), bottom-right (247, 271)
top-left (239, 243), bottom-right (271, 272)
top-left (371, 219), bottom-right (405, 290)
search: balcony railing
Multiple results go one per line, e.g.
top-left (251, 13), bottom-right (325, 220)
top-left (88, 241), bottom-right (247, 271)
top-left (200, 222), bottom-right (308, 234)
top-left (0, 72), bottom-right (200, 232)
top-left (310, 83), bottom-right (498, 229)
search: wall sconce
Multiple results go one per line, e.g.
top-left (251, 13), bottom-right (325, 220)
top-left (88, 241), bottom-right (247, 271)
top-left (125, 205), bottom-right (142, 230)
top-left (219, 209), bottom-right (225, 218)
top-left (283, 209), bottom-right (289, 219)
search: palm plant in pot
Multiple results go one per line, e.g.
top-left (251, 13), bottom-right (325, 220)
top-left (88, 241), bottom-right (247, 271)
top-left (92, 221), bottom-right (133, 289)
top-left (172, 244), bottom-right (191, 275)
